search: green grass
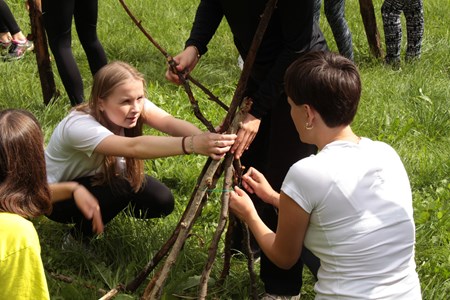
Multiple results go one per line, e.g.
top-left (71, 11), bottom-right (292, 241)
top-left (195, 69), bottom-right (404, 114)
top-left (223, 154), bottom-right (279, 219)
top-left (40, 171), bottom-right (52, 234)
top-left (1, 0), bottom-right (449, 299)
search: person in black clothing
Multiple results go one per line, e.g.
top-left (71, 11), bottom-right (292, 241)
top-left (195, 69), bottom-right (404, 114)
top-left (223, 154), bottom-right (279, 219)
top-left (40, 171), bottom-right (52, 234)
top-left (314, 0), bottom-right (354, 61)
top-left (166, 1), bottom-right (328, 298)
top-left (42, 0), bottom-right (107, 106)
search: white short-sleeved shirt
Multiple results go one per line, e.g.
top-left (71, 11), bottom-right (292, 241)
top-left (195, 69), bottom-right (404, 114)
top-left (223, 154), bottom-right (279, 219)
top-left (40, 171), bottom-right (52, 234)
top-left (45, 99), bottom-right (157, 183)
top-left (282, 138), bottom-right (421, 299)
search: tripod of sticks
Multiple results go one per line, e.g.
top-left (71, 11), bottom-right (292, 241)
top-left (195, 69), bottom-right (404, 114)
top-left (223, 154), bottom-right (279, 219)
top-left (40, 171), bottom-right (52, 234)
top-left (100, 0), bottom-right (279, 299)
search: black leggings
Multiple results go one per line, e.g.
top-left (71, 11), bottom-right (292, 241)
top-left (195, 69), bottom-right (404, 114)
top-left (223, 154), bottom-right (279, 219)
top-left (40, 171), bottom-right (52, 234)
top-left (47, 175), bottom-right (174, 238)
top-left (42, 0), bottom-right (107, 106)
top-left (0, 0), bottom-right (21, 35)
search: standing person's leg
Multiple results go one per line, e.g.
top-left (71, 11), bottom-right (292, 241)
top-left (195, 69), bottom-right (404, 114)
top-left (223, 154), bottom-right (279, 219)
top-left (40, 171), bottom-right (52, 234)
top-left (381, 0), bottom-right (403, 64)
top-left (42, 0), bottom-right (84, 106)
top-left (74, 0), bottom-right (107, 75)
top-left (324, 0), bottom-right (354, 61)
top-left (259, 95), bottom-right (318, 296)
top-left (0, 0), bottom-right (21, 36)
top-left (313, 0), bottom-right (322, 24)
top-left (0, 2), bottom-right (12, 56)
top-left (403, 0), bottom-right (424, 60)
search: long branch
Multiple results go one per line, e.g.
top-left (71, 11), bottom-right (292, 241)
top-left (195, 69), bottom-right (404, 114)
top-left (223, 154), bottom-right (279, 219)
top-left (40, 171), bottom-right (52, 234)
top-left (221, 0), bottom-right (279, 131)
top-left (123, 157), bottom-right (216, 292)
top-left (143, 99), bottom-right (251, 299)
top-left (109, 0), bottom-right (278, 298)
top-left (118, 0), bottom-right (227, 131)
top-left (100, 153), bottom-right (229, 299)
top-left (243, 222), bottom-right (259, 299)
top-left (140, 0), bottom-right (277, 295)
top-left (198, 154), bottom-right (234, 298)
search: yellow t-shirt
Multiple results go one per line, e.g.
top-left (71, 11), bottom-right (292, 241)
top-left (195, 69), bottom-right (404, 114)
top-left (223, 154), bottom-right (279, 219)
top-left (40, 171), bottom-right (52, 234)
top-left (0, 213), bottom-right (50, 300)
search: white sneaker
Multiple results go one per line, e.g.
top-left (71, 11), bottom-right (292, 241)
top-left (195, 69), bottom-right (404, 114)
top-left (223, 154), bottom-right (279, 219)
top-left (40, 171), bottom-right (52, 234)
top-left (260, 293), bottom-right (301, 300)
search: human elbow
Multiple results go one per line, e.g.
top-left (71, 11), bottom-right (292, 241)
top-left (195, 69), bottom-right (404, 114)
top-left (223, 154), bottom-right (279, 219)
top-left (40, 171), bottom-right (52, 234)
top-left (270, 252), bottom-right (299, 270)
top-left (276, 257), bottom-right (297, 270)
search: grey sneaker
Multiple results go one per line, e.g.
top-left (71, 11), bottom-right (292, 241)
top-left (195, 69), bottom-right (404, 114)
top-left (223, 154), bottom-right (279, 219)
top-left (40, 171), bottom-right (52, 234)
top-left (5, 39), bottom-right (34, 61)
top-left (260, 293), bottom-right (301, 300)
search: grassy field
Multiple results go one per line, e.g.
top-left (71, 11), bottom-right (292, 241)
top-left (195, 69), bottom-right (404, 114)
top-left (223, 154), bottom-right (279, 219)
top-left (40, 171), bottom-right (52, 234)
top-left (1, 0), bottom-right (449, 299)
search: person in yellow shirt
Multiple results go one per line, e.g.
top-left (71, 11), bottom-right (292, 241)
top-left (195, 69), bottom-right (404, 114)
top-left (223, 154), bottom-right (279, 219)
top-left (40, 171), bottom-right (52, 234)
top-left (0, 109), bottom-right (52, 299)
top-left (0, 213), bottom-right (50, 299)
top-left (0, 109), bottom-right (104, 299)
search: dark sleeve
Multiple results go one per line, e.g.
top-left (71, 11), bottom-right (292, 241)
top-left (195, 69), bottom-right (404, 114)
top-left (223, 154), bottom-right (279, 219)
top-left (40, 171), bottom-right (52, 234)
top-left (249, 0), bottom-right (327, 119)
top-left (184, 0), bottom-right (224, 55)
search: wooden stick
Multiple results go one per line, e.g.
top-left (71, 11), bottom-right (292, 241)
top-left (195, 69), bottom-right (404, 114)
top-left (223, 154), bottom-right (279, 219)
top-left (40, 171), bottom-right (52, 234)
top-left (27, 0), bottom-right (57, 105)
top-left (100, 157), bottom-right (227, 300)
top-left (198, 1), bottom-right (279, 297)
top-left (103, 0), bottom-right (276, 295)
top-left (243, 223), bottom-right (259, 299)
top-left (142, 100), bottom-right (251, 299)
top-left (124, 158), bottom-right (216, 292)
top-left (118, 0), bottom-right (227, 131)
top-left (199, 161), bottom-right (257, 299)
top-left (221, 0), bottom-right (279, 131)
top-left (142, 0), bottom-right (278, 294)
top-left (358, 0), bottom-right (384, 58)
top-left (198, 154), bottom-right (234, 298)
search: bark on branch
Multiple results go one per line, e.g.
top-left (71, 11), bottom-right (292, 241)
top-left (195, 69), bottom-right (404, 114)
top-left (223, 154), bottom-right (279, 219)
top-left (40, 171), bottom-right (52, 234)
top-left (142, 100), bottom-right (251, 299)
top-left (358, 0), bottom-right (384, 58)
top-left (118, 0), bottom-right (228, 132)
top-left (101, 0), bottom-right (277, 298)
top-left (27, 0), bottom-right (57, 105)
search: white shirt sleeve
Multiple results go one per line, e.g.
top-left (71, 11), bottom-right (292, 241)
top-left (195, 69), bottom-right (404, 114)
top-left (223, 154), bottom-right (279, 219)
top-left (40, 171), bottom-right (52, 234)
top-left (62, 112), bottom-right (114, 157)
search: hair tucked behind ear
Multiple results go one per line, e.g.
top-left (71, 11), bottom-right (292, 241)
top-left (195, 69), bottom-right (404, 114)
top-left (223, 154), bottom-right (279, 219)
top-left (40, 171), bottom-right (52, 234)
top-left (76, 61), bottom-right (146, 192)
top-left (285, 51), bottom-right (361, 127)
top-left (0, 109), bottom-right (52, 218)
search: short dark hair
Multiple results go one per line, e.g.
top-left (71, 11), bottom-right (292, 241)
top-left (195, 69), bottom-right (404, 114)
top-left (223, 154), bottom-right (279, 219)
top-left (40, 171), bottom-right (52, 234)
top-left (284, 51), bottom-right (361, 127)
top-left (0, 109), bottom-right (52, 218)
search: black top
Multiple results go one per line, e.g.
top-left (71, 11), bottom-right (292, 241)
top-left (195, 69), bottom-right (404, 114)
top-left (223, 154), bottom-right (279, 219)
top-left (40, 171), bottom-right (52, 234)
top-left (185, 0), bottom-right (328, 118)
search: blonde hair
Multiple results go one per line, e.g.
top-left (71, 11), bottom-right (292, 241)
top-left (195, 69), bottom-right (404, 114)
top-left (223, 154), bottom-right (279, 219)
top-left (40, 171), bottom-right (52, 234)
top-left (76, 61), bottom-right (147, 192)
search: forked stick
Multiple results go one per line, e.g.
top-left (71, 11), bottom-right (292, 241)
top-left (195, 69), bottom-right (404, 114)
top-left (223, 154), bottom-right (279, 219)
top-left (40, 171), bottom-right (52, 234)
top-left (118, 0), bottom-right (228, 132)
top-left (142, 100), bottom-right (251, 299)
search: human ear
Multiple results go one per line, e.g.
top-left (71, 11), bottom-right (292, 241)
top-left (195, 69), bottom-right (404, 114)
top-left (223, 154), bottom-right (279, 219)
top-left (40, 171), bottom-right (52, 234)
top-left (304, 105), bottom-right (315, 124)
top-left (98, 98), bottom-right (105, 112)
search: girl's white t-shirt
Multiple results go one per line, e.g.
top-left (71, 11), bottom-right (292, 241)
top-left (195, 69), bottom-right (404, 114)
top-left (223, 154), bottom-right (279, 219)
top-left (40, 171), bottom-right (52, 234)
top-left (45, 100), bottom-right (156, 183)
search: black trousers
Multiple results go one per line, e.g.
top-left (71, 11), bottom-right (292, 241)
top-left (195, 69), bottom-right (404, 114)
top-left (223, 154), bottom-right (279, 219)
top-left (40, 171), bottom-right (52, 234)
top-left (237, 84), bottom-right (320, 295)
top-left (0, 0), bottom-right (21, 35)
top-left (42, 0), bottom-right (107, 106)
top-left (48, 175), bottom-right (174, 238)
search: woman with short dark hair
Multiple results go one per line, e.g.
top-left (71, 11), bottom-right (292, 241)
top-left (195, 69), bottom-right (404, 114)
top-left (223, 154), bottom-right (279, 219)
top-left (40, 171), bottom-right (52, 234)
top-left (230, 51), bottom-right (421, 299)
